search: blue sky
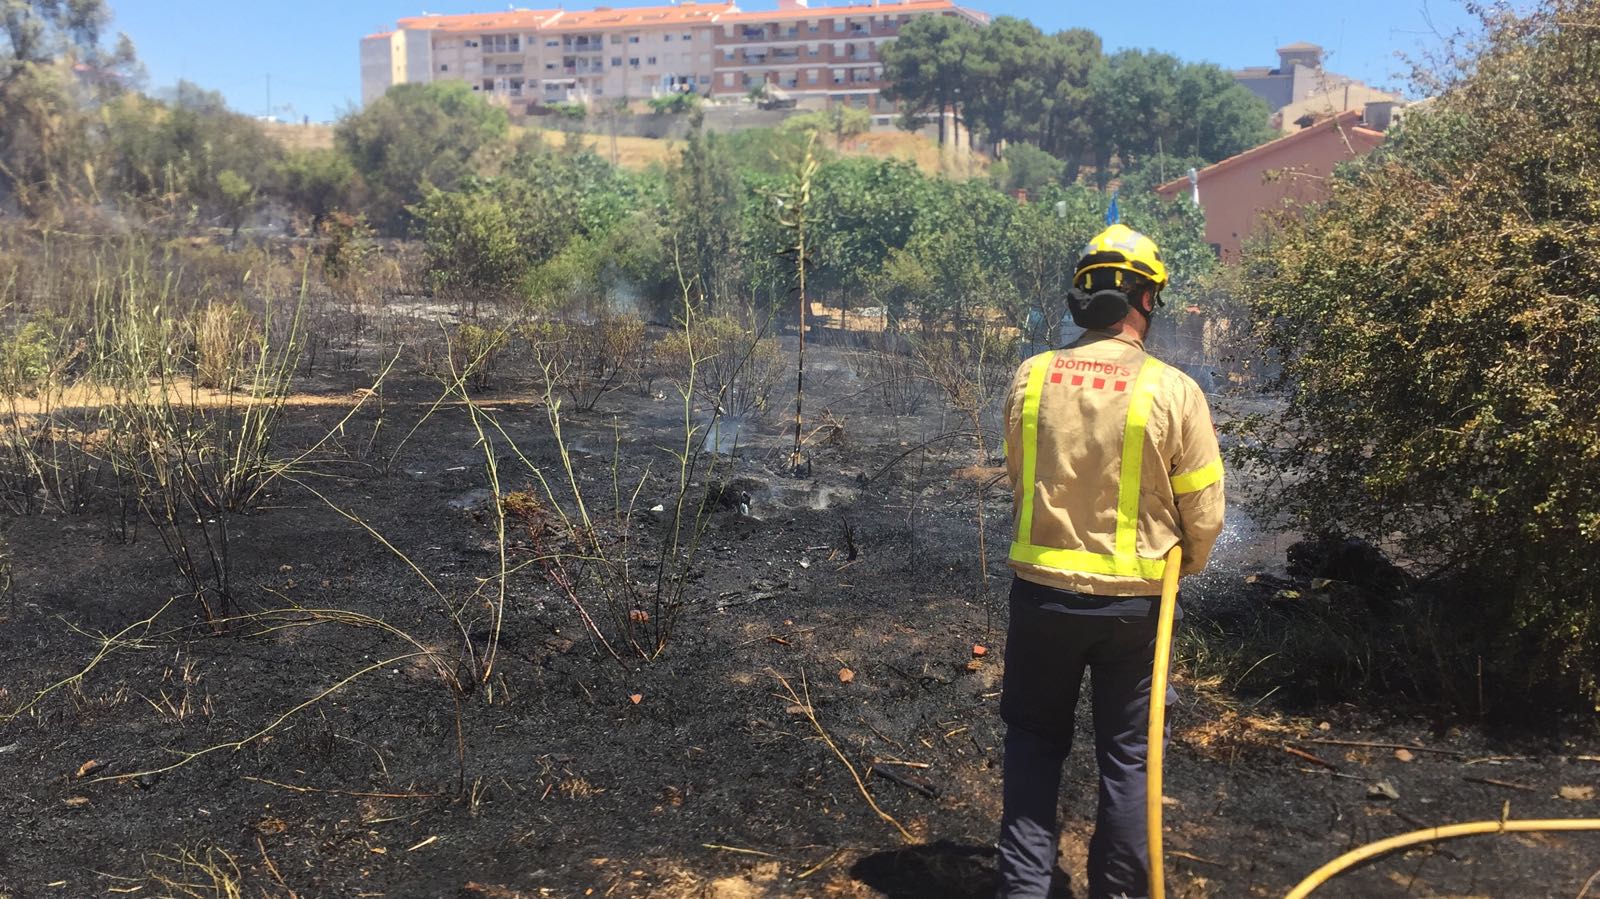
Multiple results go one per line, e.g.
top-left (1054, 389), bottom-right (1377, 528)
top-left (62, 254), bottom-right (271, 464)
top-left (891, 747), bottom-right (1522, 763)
top-left (107, 0), bottom-right (1482, 123)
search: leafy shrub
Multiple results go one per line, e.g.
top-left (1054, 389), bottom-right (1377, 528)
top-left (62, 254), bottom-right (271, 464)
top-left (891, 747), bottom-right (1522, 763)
top-left (524, 315), bottom-right (646, 411)
top-left (318, 212), bottom-right (377, 291)
top-left (647, 93), bottom-right (701, 115)
top-left (413, 189), bottom-right (524, 298)
top-left (0, 317), bottom-right (66, 397)
top-left (450, 322), bottom-right (509, 391)
top-left (1235, 0), bottom-right (1600, 711)
top-left (656, 315), bottom-right (783, 417)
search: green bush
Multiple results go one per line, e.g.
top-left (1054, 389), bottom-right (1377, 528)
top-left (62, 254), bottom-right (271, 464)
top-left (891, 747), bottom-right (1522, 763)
top-left (647, 92), bottom-right (701, 115)
top-left (413, 188), bottom-right (524, 297)
top-left (1236, 0), bottom-right (1600, 711)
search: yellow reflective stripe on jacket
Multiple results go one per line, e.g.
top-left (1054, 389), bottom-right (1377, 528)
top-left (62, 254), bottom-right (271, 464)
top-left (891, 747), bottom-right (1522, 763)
top-left (1012, 352), bottom-right (1054, 544)
top-left (1171, 458), bottom-right (1224, 495)
top-left (1115, 358), bottom-right (1166, 559)
top-left (1010, 355), bottom-right (1170, 580)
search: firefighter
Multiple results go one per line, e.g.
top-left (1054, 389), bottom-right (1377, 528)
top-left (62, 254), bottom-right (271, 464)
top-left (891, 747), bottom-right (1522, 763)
top-left (996, 224), bottom-right (1225, 899)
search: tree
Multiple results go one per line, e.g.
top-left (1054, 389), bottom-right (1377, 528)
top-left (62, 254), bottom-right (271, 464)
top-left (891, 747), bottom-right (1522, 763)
top-left (1236, 0), bottom-right (1600, 712)
top-left (1082, 50), bottom-right (1272, 186)
top-left (102, 83), bottom-right (284, 228)
top-left (781, 105), bottom-right (871, 150)
top-left (0, 0), bottom-right (137, 215)
top-left (412, 186), bottom-right (523, 298)
top-left (994, 142), bottom-right (1064, 196)
top-left (275, 148), bottom-right (356, 231)
top-left (880, 14), bottom-right (979, 146)
top-left (667, 114), bottom-right (742, 308)
top-left (335, 81), bottom-right (510, 233)
top-left (808, 157), bottom-right (936, 304)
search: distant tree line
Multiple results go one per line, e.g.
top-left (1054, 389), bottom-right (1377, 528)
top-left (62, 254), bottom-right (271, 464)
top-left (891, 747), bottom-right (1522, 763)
top-left (0, 0), bottom-right (1216, 333)
top-left (882, 15), bottom-right (1275, 185)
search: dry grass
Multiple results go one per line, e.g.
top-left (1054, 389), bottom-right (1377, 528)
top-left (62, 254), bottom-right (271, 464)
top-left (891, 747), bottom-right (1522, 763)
top-left (520, 127), bottom-right (682, 169)
top-left (261, 121), bottom-right (333, 152)
top-left (260, 115), bottom-right (983, 176)
top-left (841, 129), bottom-right (990, 177)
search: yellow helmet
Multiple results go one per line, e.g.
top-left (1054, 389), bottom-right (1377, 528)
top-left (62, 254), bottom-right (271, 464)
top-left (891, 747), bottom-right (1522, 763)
top-left (1073, 224), bottom-right (1168, 291)
top-left (1068, 224), bottom-right (1168, 329)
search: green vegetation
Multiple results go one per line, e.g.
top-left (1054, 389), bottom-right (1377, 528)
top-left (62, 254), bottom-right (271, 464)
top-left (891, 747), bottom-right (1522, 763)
top-left (1236, 0), bottom-right (1600, 711)
top-left (883, 15), bottom-right (1274, 183)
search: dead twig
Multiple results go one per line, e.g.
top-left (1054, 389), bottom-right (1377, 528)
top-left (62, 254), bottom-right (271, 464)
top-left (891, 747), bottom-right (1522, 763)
top-left (1463, 775), bottom-right (1538, 793)
top-left (702, 844), bottom-right (785, 860)
top-left (869, 764), bottom-right (939, 799)
top-left (1169, 850), bottom-right (1226, 867)
top-left (256, 835), bottom-right (299, 899)
top-left (770, 668), bottom-right (914, 842)
top-left (1283, 744), bottom-right (1340, 771)
top-left (242, 776), bottom-right (439, 800)
top-left (797, 848), bottom-right (846, 880)
top-left (1577, 864), bottom-right (1600, 899)
top-left (1296, 738), bottom-right (1465, 757)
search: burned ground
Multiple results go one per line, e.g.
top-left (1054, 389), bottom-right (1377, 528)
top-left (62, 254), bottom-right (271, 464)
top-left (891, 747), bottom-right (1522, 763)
top-left (1, 338), bottom-right (1596, 899)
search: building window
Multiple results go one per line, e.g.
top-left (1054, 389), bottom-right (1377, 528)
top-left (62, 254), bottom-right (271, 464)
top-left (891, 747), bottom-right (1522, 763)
top-left (440, 64), bottom-right (449, 72)
top-left (807, 69), bottom-right (819, 83)
top-left (646, 56), bottom-right (656, 65)
top-left (610, 34), bottom-right (622, 44)
top-left (612, 56), bottom-right (622, 67)
top-left (664, 34), bottom-right (673, 42)
top-left (546, 39), bottom-right (559, 47)
top-left (699, 74), bottom-right (710, 84)
top-left (629, 57), bottom-right (640, 67)
top-left (628, 35), bottom-right (640, 43)
top-left (723, 72), bottom-right (735, 86)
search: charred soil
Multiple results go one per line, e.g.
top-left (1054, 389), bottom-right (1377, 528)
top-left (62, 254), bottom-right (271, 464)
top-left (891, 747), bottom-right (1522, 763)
top-left (2, 340), bottom-right (1596, 899)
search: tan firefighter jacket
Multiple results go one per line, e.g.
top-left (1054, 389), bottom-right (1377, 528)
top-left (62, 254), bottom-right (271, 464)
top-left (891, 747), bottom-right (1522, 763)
top-left (1003, 330), bottom-right (1225, 596)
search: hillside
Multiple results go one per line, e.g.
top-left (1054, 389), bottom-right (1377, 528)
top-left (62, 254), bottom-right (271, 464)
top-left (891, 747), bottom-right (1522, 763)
top-left (262, 117), bottom-right (985, 176)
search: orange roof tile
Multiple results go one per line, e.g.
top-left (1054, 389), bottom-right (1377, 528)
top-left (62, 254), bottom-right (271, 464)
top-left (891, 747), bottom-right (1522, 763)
top-left (1154, 110), bottom-right (1381, 196)
top-left (396, 9), bottom-right (564, 33)
top-left (544, 2), bottom-right (737, 32)
top-left (719, 0), bottom-right (984, 24)
top-left (362, 31), bottom-right (395, 41)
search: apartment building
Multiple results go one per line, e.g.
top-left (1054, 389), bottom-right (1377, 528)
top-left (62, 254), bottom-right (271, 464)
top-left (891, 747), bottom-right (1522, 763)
top-left (360, 0), bottom-right (987, 112)
top-left (1233, 42), bottom-right (1398, 131)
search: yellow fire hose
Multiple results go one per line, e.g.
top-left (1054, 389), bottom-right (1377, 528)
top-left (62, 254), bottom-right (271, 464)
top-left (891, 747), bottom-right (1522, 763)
top-left (1146, 544), bottom-right (1183, 899)
top-left (1143, 546), bottom-right (1600, 899)
top-left (1283, 817), bottom-right (1600, 898)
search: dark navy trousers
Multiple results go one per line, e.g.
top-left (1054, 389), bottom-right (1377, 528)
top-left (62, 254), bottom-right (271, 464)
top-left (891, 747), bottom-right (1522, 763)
top-left (996, 577), bottom-right (1176, 899)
